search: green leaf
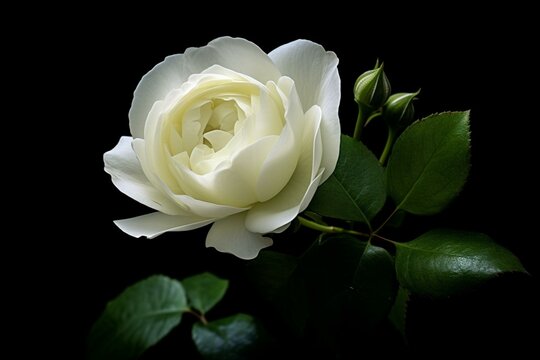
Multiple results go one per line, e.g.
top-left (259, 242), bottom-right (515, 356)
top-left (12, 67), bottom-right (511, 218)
top-left (183, 272), bottom-right (229, 314)
top-left (87, 275), bottom-right (187, 360)
top-left (308, 135), bottom-right (386, 224)
top-left (192, 314), bottom-right (260, 360)
top-left (386, 111), bottom-right (470, 215)
top-left (395, 229), bottom-right (527, 297)
top-left (388, 287), bottom-right (410, 340)
top-left (246, 251), bottom-right (297, 303)
top-left (288, 235), bottom-right (396, 344)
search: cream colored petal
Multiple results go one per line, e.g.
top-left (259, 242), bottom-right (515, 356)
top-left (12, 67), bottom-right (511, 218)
top-left (203, 130), bottom-right (233, 152)
top-left (183, 37), bottom-right (281, 84)
top-left (131, 138), bottom-right (189, 213)
top-left (114, 212), bottom-right (214, 239)
top-left (245, 106), bottom-right (324, 233)
top-left (170, 194), bottom-right (248, 219)
top-left (171, 136), bottom-right (278, 207)
top-left (246, 170), bottom-right (324, 234)
top-left (104, 137), bottom-right (183, 215)
top-left (130, 36), bottom-right (281, 139)
top-left (255, 77), bottom-right (306, 202)
top-left (206, 212), bottom-right (273, 260)
top-left (272, 223), bottom-right (291, 234)
top-left (269, 40), bottom-right (341, 181)
top-left (129, 56), bottom-right (190, 139)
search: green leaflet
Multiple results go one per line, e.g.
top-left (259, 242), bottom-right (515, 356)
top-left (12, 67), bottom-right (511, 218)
top-left (87, 275), bottom-right (187, 360)
top-left (308, 135), bottom-right (386, 225)
top-left (395, 229), bottom-right (526, 297)
top-left (286, 235), bottom-right (396, 346)
top-left (192, 314), bottom-right (261, 360)
top-left (386, 111), bottom-right (470, 215)
top-left (183, 272), bottom-right (229, 314)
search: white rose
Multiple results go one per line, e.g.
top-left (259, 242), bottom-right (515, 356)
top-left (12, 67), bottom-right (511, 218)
top-left (104, 37), bottom-right (341, 259)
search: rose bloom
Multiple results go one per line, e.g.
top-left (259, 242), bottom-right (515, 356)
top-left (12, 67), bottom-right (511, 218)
top-left (104, 37), bottom-right (340, 259)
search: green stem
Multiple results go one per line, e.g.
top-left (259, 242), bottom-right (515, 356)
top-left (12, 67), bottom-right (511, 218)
top-left (373, 207), bottom-right (399, 234)
top-left (353, 104), bottom-right (366, 140)
top-left (364, 110), bottom-right (382, 127)
top-left (186, 309), bottom-right (208, 325)
top-left (298, 216), bottom-right (369, 238)
top-left (372, 233), bottom-right (398, 245)
top-left (379, 127), bottom-right (396, 165)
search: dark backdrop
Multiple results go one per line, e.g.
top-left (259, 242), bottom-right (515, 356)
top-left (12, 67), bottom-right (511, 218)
top-left (57, 8), bottom-right (537, 359)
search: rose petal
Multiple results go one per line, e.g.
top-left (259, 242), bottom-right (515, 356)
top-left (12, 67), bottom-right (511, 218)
top-left (140, 98), bottom-right (187, 194)
top-left (171, 136), bottom-right (278, 207)
top-left (129, 56), bottom-right (191, 139)
top-left (272, 223), bottom-right (291, 234)
top-left (132, 137), bottom-right (188, 207)
top-left (269, 40), bottom-right (341, 181)
top-left (246, 170), bottom-right (324, 234)
top-left (134, 139), bottom-right (251, 218)
top-left (245, 106), bottom-right (324, 233)
top-left (206, 212), bottom-right (273, 260)
top-left (203, 130), bottom-right (233, 152)
top-left (184, 37), bottom-right (281, 84)
top-left (130, 37), bottom-right (281, 138)
top-left (255, 77), bottom-right (305, 202)
top-left (104, 137), bottom-right (184, 215)
top-left (114, 212), bottom-right (214, 239)
top-left (170, 195), bottom-right (248, 219)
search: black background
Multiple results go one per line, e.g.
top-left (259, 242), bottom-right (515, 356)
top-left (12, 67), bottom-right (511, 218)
top-left (46, 7), bottom-right (538, 358)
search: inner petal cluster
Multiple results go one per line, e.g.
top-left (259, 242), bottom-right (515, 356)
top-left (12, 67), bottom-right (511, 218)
top-left (145, 66), bottom-right (293, 207)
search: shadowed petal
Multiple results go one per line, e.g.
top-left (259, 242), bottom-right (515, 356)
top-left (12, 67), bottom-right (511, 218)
top-left (114, 212), bottom-right (214, 239)
top-left (206, 212), bottom-right (272, 260)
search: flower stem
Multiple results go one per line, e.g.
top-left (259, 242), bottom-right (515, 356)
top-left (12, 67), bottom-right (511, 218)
top-left (353, 104), bottom-right (366, 140)
top-left (365, 110), bottom-right (382, 127)
top-left (298, 216), bottom-right (369, 237)
top-left (379, 127), bottom-right (396, 165)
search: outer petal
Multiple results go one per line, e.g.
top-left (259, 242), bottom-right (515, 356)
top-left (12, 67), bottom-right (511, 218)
top-left (129, 56), bottom-right (191, 139)
top-left (206, 212), bottom-right (273, 260)
top-left (245, 106), bottom-right (324, 233)
top-left (269, 40), bottom-right (341, 181)
top-left (104, 136), bottom-right (184, 215)
top-left (129, 37), bottom-right (281, 138)
top-left (114, 212), bottom-right (214, 239)
top-left (183, 37), bottom-right (281, 85)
